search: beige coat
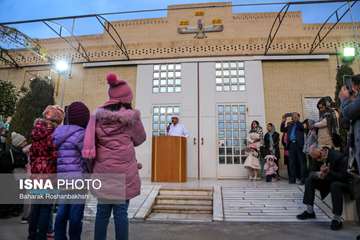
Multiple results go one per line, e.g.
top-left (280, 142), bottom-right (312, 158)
top-left (314, 118), bottom-right (333, 148)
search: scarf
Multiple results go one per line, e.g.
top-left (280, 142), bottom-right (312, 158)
top-left (268, 126), bottom-right (276, 152)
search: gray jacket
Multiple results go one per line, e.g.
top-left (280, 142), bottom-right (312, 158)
top-left (341, 94), bottom-right (360, 172)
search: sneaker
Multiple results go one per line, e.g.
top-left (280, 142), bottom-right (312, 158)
top-left (20, 217), bottom-right (28, 224)
top-left (296, 211), bottom-right (316, 220)
top-left (330, 219), bottom-right (343, 231)
top-left (47, 232), bottom-right (54, 239)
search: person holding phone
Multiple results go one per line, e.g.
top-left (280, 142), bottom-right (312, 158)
top-left (281, 112), bottom-right (306, 184)
top-left (339, 74), bottom-right (360, 174)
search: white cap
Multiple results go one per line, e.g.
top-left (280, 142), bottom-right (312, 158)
top-left (265, 155), bottom-right (277, 161)
top-left (11, 132), bottom-right (26, 148)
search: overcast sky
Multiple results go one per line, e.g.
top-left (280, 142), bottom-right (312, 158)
top-left (0, 0), bottom-right (359, 39)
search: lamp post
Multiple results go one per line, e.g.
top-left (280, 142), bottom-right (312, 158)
top-left (343, 47), bottom-right (356, 60)
top-left (54, 60), bottom-right (70, 107)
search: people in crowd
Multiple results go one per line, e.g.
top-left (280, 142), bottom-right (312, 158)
top-left (244, 121), bottom-right (262, 180)
top-left (314, 97), bottom-right (339, 149)
top-left (0, 130), bottom-right (16, 219)
top-left (28, 105), bottom-right (64, 240)
top-left (340, 74), bottom-right (360, 174)
top-left (303, 119), bottom-right (319, 173)
top-left (0, 131), bottom-right (30, 221)
top-left (10, 132), bottom-right (29, 219)
top-left (264, 155), bottom-right (278, 182)
top-left (166, 115), bottom-right (189, 137)
top-left (281, 112), bottom-right (306, 184)
top-left (281, 132), bottom-right (290, 179)
top-left (264, 123), bottom-right (280, 176)
top-left (53, 101), bottom-right (90, 240)
top-left (296, 146), bottom-right (352, 231)
top-left (82, 73), bottom-right (146, 240)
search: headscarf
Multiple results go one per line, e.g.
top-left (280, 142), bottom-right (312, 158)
top-left (250, 121), bottom-right (263, 146)
top-left (317, 97), bottom-right (339, 136)
top-left (267, 123), bottom-right (276, 153)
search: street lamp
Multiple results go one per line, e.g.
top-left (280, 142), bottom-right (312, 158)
top-left (54, 60), bottom-right (70, 107)
top-left (342, 46), bottom-right (356, 63)
top-left (343, 47), bottom-right (356, 58)
top-left (55, 60), bottom-right (69, 73)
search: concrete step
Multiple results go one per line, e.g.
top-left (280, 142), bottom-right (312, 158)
top-left (159, 188), bottom-right (213, 197)
top-left (156, 198), bottom-right (212, 206)
top-left (156, 194), bottom-right (213, 200)
top-left (155, 194), bottom-right (213, 206)
top-left (152, 204), bottom-right (212, 214)
top-left (147, 212), bottom-right (213, 222)
top-left (152, 209), bottom-right (212, 214)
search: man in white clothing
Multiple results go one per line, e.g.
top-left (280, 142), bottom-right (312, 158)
top-left (167, 115), bottom-right (189, 137)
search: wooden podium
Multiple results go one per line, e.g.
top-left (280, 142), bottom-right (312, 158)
top-left (151, 136), bottom-right (187, 182)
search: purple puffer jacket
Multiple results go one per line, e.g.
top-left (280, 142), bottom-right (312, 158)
top-left (93, 107), bottom-right (146, 200)
top-left (53, 125), bottom-right (87, 176)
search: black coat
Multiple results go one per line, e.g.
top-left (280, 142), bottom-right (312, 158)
top-left (0, 143), bottom-right (13, 173)
top-left (263, 131), bottom-right (280, 160)
top-left (324, 149), bottom-right (349, 183)
top-left (317, 149), bottom-right (351, 199)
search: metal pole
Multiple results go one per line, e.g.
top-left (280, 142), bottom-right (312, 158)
top-left (335, 46), bottom-right (340, 69)
top-left (347, 0), bottom-right (360, 70)
top-left (60, 73), bottom-right (68, 107)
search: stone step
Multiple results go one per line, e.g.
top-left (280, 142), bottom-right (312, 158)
top-left (159, 188), bottom-right (213, 197)
top-left (156, 194), bottom-right (213, 200)
top-left (152, 209), bottom-right (213, 214)
top-left (147, 212), bottom-right (213, 222)
top-left (156, 198), bottom-right (212, 206)
top-left (152, 204), bottom-right (213, 214)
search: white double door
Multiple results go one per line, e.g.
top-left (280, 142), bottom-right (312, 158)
top-left (135, 60), bottom-right (265, 179)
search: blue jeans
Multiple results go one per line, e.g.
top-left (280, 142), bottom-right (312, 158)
top-left (28, 204), bottom-right (52, 240)
top-left (94, 200), bottom-right (129, 240)
top-left (55, 204), bottom-right (85, 240)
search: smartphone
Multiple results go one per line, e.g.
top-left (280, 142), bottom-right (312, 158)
top-left (343, 75), bottom-right (353, 95)
top-left (284, 112), bottom-right (293, 118)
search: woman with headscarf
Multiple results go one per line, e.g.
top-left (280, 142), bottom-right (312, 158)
top-left (314, 97), bottom-right (339, 149)
top-left (264, 123), bottom-right (280, 175)
top-left (244, 121), bottom-right (264, 180)
top-left (303, 119), bottom-right (320, 173)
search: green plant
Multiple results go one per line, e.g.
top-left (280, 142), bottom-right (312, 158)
top-left (0, 79), bottom-right (18, 119)
top-left (10, 77), bottom-right (55, 138)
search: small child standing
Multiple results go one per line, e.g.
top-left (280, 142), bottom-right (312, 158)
top-left (28, 105), bottom-right (64, 240)
top-left (244, 131), bottom-right (261, 180)
top-left (264, 155), bottom-right (279, 182)
top-left (53, 101), bottom-right (90, 240)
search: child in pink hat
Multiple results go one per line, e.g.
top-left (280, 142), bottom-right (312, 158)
top-left (82, 73), bottom-right (146, 240)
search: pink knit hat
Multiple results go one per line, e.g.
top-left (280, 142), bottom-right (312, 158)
top-left (43, 105), bottom-right (64, 126)
top-left (103, 73), bottom-right (133, 106)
